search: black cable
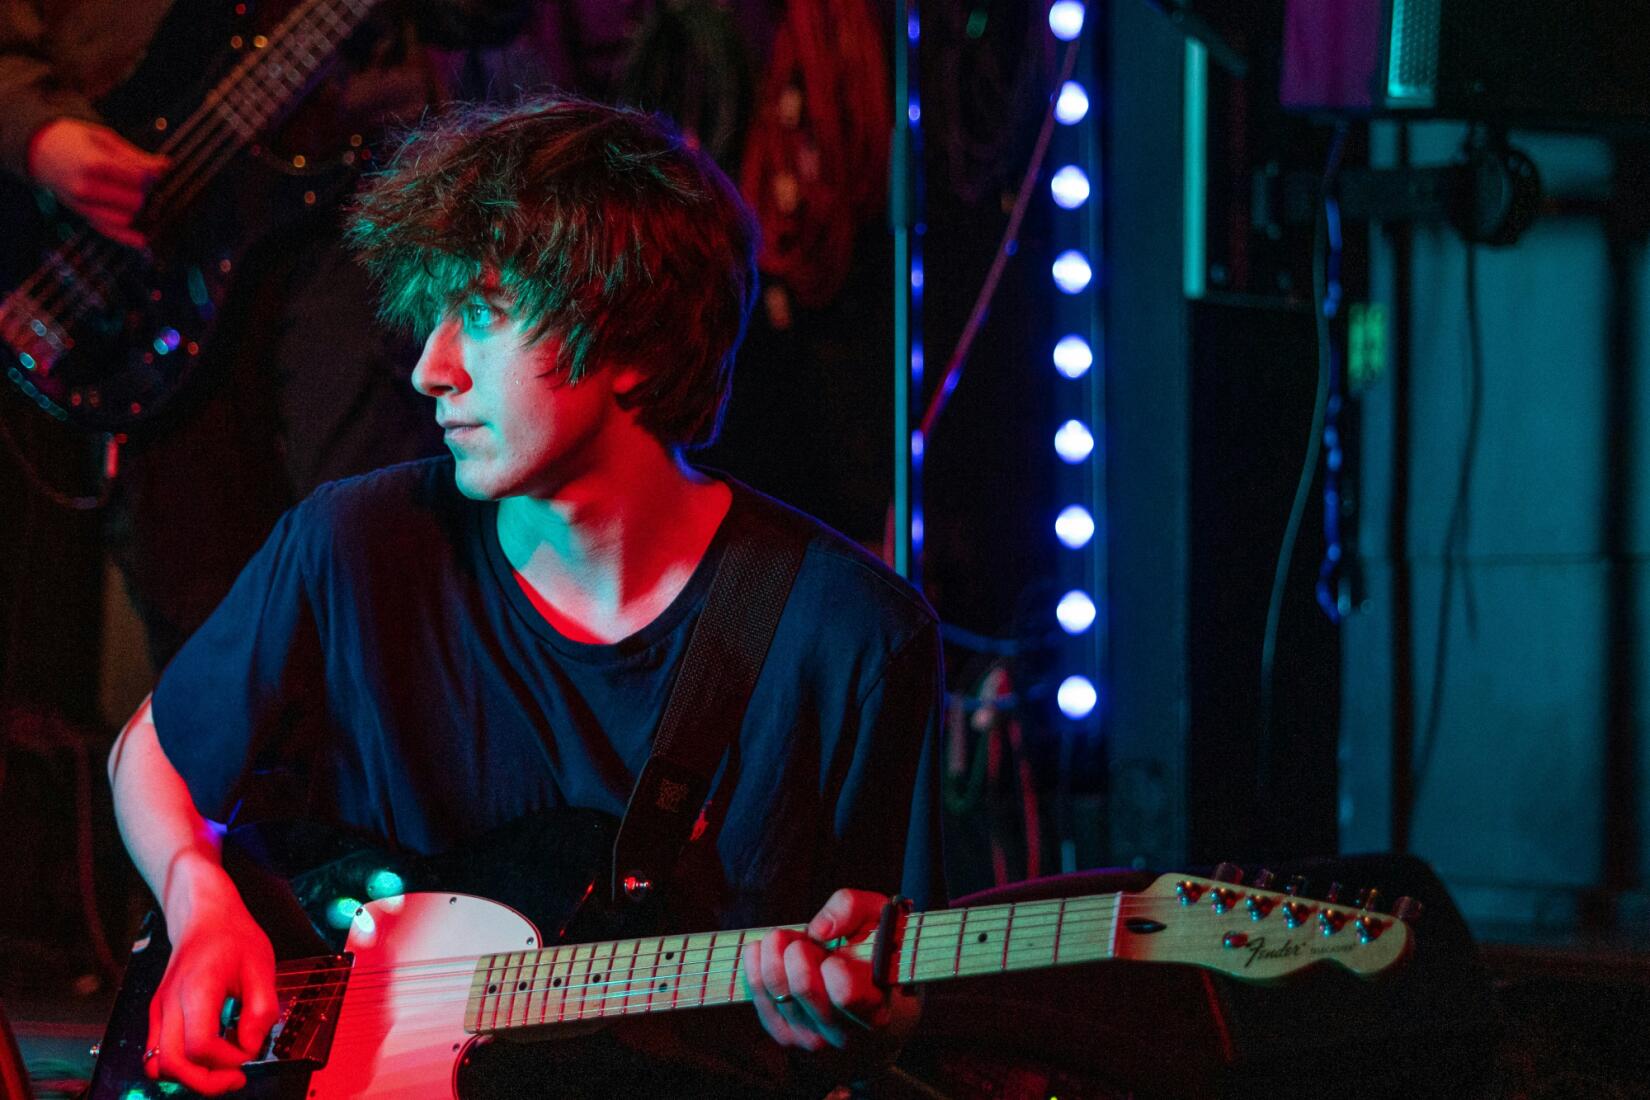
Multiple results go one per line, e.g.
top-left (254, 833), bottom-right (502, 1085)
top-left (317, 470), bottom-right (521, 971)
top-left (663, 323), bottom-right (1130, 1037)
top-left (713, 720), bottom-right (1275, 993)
top-left (1257, 123), bottom-right (1347, 800)
top-left (1412, 235), bottom-right (1484, 806)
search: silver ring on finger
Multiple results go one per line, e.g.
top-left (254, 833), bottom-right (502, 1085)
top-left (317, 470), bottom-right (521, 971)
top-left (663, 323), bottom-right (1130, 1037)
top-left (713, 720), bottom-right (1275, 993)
top-left (772, 993), bottom-right (795, 1005)
top-left (143, 1047), bottom-right (161, 1063)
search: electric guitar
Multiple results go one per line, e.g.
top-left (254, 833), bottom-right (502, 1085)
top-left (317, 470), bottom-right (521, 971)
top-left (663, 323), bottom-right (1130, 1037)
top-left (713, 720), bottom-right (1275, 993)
top-left (0, 0), bottom-right (387, 432)
top-left (86, 812), bottom-right (1416, 1099)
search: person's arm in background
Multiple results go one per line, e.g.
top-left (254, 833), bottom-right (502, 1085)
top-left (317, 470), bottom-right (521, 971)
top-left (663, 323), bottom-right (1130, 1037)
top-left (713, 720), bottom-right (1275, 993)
top-left (107, 696), bottom-right (279, 1096)
top-left (0, 0), bottom-right (166, 245)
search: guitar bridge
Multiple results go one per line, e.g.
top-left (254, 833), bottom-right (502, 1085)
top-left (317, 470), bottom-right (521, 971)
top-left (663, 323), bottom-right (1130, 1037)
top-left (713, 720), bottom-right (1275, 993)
top-left (243, 953), bottom-right (353, 1074)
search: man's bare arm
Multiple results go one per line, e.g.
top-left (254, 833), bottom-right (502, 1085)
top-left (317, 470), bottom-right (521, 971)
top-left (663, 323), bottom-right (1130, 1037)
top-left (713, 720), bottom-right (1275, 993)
top-left (108, 696), bottom-right (278, 1095)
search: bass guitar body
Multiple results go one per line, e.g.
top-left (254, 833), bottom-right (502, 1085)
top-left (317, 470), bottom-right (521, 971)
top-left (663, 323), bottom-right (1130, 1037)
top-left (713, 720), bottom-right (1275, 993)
top-left (0, 0), bottom-right (372, 432)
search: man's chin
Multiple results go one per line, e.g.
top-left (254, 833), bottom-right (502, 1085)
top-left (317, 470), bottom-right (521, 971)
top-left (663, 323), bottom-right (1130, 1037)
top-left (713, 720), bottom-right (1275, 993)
top-left (451, 465), bottom-right (505, 502)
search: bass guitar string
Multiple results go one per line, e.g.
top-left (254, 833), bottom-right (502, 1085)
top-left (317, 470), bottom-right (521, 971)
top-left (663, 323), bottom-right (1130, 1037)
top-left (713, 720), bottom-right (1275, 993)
top-left (14, 0), bottom-right (366, 336)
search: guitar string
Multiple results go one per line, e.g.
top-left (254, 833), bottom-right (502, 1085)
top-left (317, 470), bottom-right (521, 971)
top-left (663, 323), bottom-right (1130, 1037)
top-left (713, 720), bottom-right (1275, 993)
top-left (25, 8), bottom-right (336, 323)
top-left (287, 913), bottom-right (1383, 1049)
top-left (262, 905), bottom-right (1116, 991)
top-left (19, 23), bottom-right (326, 333)
top-left (261, 893), bottom-right (1374, 994)
top-left (257, 900), bottom-right (1393, 1026)
top-left (15, 0), bottom-right (363, 338)
top-left (200, 906), bottom-right (1401, 1057)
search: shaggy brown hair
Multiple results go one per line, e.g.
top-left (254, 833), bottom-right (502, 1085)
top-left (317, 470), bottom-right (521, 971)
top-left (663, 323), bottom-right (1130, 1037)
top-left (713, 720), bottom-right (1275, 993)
top-left (347, 96), bottom-right (758, 450)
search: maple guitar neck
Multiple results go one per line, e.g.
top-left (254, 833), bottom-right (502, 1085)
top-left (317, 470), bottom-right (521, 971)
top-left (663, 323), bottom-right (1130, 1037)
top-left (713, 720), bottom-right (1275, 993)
top-left (463, 874), bottom-right (1415, 1035)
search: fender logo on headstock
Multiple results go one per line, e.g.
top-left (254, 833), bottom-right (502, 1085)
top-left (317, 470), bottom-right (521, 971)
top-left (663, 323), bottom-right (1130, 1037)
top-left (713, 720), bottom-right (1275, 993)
top-left (1241, 935), bottom-right (1358, 969)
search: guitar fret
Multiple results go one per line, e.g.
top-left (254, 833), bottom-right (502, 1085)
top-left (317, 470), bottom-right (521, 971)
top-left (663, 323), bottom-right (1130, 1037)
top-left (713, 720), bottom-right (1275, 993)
top-left (670, 935), bottom-right (688, 1011)
top-left (999, 903), bottom-right (1014, 973)
top-left (528, 947), bottom-right (555, 1025)
top-left (1051, 898), bottom-right (1066, 966)
top-left (729, 931), bottom-right (747, 1004)
top-left (598, 940), bottom-right (621, 1018)
top-left (617, 938), bottom-right (644, 1015)
top-left (904, 910), bottom-right (930, 982)
top-left (696, 931), bottom-right (718, 1008)
top-left (909, 909), bottom-right (963, 982)
top-left (952, 907), bottom-right (968, 978)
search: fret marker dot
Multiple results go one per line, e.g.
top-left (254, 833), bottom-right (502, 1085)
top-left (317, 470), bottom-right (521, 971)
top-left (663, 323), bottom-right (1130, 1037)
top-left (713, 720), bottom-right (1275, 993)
top-left (517, 981), bottom-right (528, 991)
top-left (658, 983), bottom-right (668, 991)
top-left (593, 974), bottom-right (603, 982)
top-left (977, 933), bottom-right (988, 943)
top-left (665, 952), bottom-right (675, 960)
top-left (552, 978), bottom-right (562, 987)
top-left (487, 984), bottom-right (498, 993)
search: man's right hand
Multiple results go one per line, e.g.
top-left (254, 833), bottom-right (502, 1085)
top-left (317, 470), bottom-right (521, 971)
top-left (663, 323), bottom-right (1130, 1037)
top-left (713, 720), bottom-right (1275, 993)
top-left (26, 118), bottom-right (169, 248)
top-left (146, 866), bottom-right (279, 1095)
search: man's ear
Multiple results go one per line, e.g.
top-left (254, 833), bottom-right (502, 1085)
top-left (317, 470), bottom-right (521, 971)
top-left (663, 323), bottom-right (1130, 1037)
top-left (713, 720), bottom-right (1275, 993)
top-left (611, 366), bottom-right (646, 398)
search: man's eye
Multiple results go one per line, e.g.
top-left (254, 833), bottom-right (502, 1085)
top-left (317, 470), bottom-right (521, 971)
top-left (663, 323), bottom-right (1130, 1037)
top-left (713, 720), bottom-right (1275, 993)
top-left (462, 301), bottom-right (495, 329)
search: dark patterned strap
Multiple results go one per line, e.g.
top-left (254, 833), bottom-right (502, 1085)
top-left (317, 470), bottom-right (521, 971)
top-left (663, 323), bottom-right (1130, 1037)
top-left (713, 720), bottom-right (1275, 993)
top-left (610, 505), bottom-right (808, 903)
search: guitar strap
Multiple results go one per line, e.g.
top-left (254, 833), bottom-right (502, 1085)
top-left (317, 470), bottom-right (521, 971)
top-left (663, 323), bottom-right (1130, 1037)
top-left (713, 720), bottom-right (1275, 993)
top-left (610, 500), bottom-right (808, 904)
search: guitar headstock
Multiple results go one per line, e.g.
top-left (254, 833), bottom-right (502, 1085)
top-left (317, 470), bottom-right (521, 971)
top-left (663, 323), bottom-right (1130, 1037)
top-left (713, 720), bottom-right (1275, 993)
top-left (1114, 868), bottom-right (1415, 981)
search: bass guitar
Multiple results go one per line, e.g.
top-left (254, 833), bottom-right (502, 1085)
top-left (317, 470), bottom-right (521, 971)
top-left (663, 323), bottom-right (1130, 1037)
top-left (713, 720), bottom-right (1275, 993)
top-left (86, 813), bottom-right (1416, 1098)
top-left (0, 0), bottom-right (385, 432)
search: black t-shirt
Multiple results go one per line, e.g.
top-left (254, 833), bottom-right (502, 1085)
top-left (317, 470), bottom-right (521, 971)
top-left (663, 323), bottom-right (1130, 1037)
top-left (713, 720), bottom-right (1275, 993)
top-left (153, 456), bottom-right (946, 932)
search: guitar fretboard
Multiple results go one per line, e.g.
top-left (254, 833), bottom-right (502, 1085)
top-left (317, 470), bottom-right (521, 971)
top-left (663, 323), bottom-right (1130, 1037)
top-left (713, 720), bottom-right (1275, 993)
top-left (463, 895), bottom-right (1121, 1033)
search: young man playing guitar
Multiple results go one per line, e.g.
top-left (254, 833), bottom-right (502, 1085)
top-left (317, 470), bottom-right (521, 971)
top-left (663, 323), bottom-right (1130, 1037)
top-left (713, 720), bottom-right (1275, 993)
top-left (106, 97), bottom-right (945, 1097)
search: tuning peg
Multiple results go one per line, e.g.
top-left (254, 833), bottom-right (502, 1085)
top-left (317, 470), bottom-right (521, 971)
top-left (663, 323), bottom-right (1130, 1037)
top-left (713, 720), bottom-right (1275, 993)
top-left (1355, 887), bottom-right (1381, 911)
top-left (1325, 882), bottom-right (1346, 904)
top-left (1393, 896), bottom-right (1424, 923)
top-left (1252, 869), bottom-right (1277, 890)
top-left (1212, 862), bottom-right (1245, 884)
top-left (1285, 875), bottom-right (1308, 896)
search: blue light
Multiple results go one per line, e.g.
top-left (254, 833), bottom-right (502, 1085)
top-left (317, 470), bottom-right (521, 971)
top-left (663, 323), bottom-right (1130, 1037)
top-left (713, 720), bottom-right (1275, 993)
top-left (1057, 675), bottom-right (1098, 719)
top-left (17, 352), bottom-right (35, 370)
top-left (326, 896), bottom-right (363, 930)
top-left (908, 102), bottom-right (922, 124)
top-left (1056, 590), bottom-right (1097, 634)
top-left (1053, 336), bottom-right (1093, 379)
top-left (1050, 166), bottom-right (1090, 210)
top-left (911, 429), bottom-right (925, 459)
top-left (912, 510), bottom-right (924, 548)
top-left (365, 869), bottom-right (405, 899)
top-left (907, 12), bottom-right (920, 41)
top-left (1055, 81), bottom-right (1090, 125)
top-left (1055, 504), bottom-right (1095, 548)
top-left (1054, 419), bottom-right (1094, 463)
top-left (911, 259), bottom-right (924, 291)
top-left (1048, 1), bottom-right (1085, 41)
top-left (911, 345), bottom-right (924, 382)
top-left (1052, 250), bottom-right (1092, 294)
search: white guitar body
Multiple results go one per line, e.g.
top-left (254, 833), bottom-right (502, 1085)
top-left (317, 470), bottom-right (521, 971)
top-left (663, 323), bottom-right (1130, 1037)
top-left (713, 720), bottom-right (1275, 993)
top-left (303, 893), bottom-right (540, 1099)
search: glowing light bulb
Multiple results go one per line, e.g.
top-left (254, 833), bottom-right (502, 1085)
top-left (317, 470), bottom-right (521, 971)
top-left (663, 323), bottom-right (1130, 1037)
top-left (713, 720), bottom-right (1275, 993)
top-left (1054, 419), bottom-right (1094, 463)
top-left (1056, 81), bottom-right (1090, 125)
top-left (1057, 675), bottom-right (1098, 719)
top-left (1049, 1), bottom-right (1085, 41)
top-left (1055, 504), bottom-right (1095, 548)
top-left (365, 869), bottom-right (405, 899)
top-left (1056, 590), bottom-right (1097, 634)
top-left (1052, 250), bottom-right (1092, 294)
top-left (1050, 165), bottom-right (1091, 210)
top-left (1053, 335), bottom-right (1093, 379)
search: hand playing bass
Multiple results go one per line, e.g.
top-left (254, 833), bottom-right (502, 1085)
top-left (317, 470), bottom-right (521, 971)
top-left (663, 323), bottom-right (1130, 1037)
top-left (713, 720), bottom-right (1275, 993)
top-left (145, 870), bottom-right (279, 1095)
top-left (742, 889), bottom-right (921, 1064)
top-left (26, 118), bottom-right (169, 249)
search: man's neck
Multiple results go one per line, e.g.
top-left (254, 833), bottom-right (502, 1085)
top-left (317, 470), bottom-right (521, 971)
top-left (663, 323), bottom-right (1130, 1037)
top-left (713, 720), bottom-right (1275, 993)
top-left (495, 445), bottom-right (732, 644)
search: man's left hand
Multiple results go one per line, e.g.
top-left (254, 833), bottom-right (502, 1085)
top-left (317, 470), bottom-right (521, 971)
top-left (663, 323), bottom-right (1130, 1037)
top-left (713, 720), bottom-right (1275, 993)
top-left (742, 888), bottom-right (921, 1056)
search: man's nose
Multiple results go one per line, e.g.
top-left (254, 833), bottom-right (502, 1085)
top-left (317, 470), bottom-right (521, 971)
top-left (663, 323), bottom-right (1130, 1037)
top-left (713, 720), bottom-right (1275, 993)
top-left (412, 320), bottom-right (468, 397)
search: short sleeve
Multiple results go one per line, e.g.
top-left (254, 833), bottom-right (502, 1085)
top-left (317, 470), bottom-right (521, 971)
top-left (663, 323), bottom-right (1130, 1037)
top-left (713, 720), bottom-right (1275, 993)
top-left (830, 621), bottom-right (948, 912)
top-left (151, 506), bottom-right (324, 822)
